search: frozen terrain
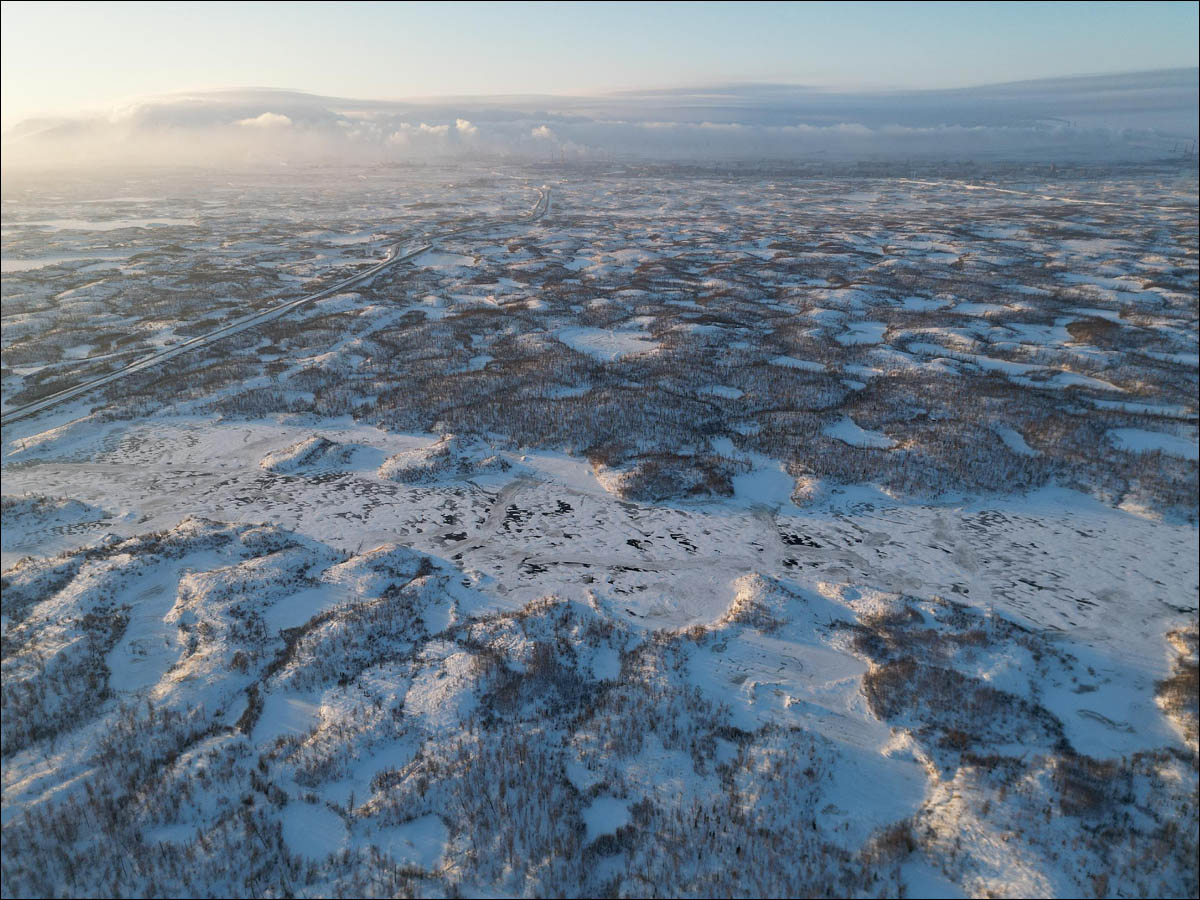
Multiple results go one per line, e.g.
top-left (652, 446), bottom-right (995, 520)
top-left (2, 162), bottom-right (1197, 898)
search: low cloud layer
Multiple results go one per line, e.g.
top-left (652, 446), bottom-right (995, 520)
top-left (234, 111), bottom-right (293, 128)
top-left (3, 69), bottom-right (1196, 169)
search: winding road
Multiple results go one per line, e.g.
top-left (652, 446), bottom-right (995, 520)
top-left (1, 187), bottom-right (550, 427)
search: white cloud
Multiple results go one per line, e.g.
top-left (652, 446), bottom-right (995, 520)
top-left (388, 122), bottom-right (452, 143)
top-left (235, 112), bottom-right (292, 128)
top-left (3, 71), bottom-right (1193, 169)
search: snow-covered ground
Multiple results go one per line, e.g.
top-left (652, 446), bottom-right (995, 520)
top-left (823, 415), bottom-right (896, 449)
top-left (1109, 427), bottom-right (1200, 461)
top-left (2, 413), bottom-right (1196, 896)
top-left (554, 325), bottom-right (659, 361)
top-left (2, 163), bottom-right (1197, 898)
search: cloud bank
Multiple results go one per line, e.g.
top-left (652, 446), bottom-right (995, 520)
top-left (235, 112), bottom-right (293, 128)
top-left (2, 69), bottom-right (1195, 169)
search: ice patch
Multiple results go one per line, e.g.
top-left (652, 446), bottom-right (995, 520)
top-left (546, 384), bottom-right (591, 399)
top-left (1108, 428), bottom-right (1199, 461)
top-left (899, 295), bottom-right (952, 312)
top-left (836, 321), bottom-right (887, 346)
top-left (282, 802), bottom-right (348, 859)
top-left (363, 814), bottom-right (448, 869)
top-left (253, 693), bottom-right (322, 743)
top-left (555, 327), bottom-right (658, 361)
top-left (582, 796), bottom-right (632, 843)
top-left (770, 355), bottom-right (826, 372)
top-left (994, 425), bottom-right (1039, 457)
top-left (701, 385), bottom-right (744, 400)
top-left (824, 416), bottom-right (895, 449)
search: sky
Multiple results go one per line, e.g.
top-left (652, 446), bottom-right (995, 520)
top-left (2, 1), bottom-right (1198, 125)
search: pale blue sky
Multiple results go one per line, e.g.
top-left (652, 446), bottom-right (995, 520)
top-left (2, 1), bottom-right (1197, 124)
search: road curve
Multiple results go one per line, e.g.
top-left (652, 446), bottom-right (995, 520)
top-left (1, 188), bottom-right (549, 427)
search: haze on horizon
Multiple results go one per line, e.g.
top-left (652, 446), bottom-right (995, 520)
top-left (1, 1), bottom-right (1197, 168)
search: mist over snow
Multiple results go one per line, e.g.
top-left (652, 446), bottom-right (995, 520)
top-left (2, 69), bottom-right (1196, 169)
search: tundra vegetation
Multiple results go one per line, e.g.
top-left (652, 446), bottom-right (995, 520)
top-left (2, 161), bottom-right (1197, 898)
